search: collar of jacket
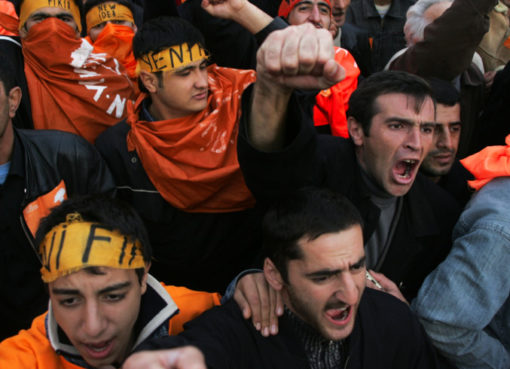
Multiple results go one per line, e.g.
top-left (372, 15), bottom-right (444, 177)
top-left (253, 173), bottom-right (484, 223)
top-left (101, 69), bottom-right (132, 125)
top-left (45, 274), bottom-right (179, 368)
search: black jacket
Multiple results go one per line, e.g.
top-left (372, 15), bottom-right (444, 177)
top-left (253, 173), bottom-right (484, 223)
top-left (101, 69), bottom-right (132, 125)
top-left (95, 115), bottom-right (264, 293)
top-left (140, 289), bottom-right (440, 369)
top-left (237, 89), bottom-right (460, 301)
top-left (0, 129), bottom-right (114, 339)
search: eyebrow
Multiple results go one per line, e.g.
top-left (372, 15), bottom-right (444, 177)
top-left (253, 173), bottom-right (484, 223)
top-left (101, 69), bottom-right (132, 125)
top-left (385, 117), bottom-right (436, 127)
top-left (304, 256), bottom-right (366, 278)
top-left (30, 11), bottom-right (71, 18)
top-left (51, 281), bottom-right (132, 295)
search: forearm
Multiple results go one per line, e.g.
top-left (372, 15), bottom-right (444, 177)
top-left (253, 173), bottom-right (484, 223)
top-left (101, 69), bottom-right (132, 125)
top-left (419, 319), bottom-right (510, 369)
top-left (248, 81), bottom-right (292, 151)
top-left (391, 0), bottom-right (497, 79)
top-left (229, 1), bottom-right (273, 34)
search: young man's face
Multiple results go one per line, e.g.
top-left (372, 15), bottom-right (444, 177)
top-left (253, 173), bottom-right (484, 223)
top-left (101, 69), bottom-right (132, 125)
top-left (49, 267), bottom-right (148, 368)
top-left (88, 20), bottom-right (137, 42)
top-left (288, 0), bottom-right (332, 30)
top-left (153, 59), bottom-right (209, 120)
top-left (19, 7), bottom-right (79, 38)
top-left (420, 103), bottom-right (461, 181)
top-left (283, 225), bottom-right (366, 341)
top-left (350, 93), bottom-right (436, 197)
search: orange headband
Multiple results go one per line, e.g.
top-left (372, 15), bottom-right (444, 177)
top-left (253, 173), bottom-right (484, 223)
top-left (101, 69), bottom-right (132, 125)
top-left (39, 213), bottom-right (145, 283)
top-left (19, 0), bottom-right (82, 32)
top-left (85, 2), bottom-right (134, 33)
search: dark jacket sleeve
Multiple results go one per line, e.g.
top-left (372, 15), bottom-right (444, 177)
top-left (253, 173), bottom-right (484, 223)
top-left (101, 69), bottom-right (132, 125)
top-left (389, 0), bottom-right (496, 79)
top-left (237, 86), bottom-right (324, 203)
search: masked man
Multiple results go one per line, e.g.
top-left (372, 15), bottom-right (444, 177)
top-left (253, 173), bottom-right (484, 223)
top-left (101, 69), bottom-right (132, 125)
top-left (4, 0), bottom-right (136, 143)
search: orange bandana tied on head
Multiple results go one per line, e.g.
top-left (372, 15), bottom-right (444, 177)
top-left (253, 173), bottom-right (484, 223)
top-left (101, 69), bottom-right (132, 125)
top-left (19, 0), bottom-right (82, 32)
top-left (461, 134), bottom-right (510, 191)
top-left (85, 1), bottom-right (134, 32)
top-left (278, 0), bottom-right (332, 18)
top-left (136, 43), bottom-right (208, 75)
top-left (39, 212), bottom-right (145, 283)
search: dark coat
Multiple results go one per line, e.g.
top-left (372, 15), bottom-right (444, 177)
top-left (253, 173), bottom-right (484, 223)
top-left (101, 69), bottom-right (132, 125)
top-left (95, 115), bottom-right (264, 293)
top-left (139, 289), bottom-right (441, 369)
top-left (346, 0), bottom-right (414, 73)
top-left (0, 129), bottom-right (114, 339)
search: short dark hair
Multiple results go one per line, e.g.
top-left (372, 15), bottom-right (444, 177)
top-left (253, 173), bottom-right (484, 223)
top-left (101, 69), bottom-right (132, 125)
top-left (35, 194), bottom-right (152, 282)
top-left (133, 16), bottom-right (205, 59)
top-left (12, 0), bottom-right (83, 16)
top-left (0, 54), bottom-right (17, 93)
top-left (262, 187), bottom-right (363, 282)
top-left (347, 71), bottom-right (435, 136)
top-left (426, 78), bottom-right (460, 107)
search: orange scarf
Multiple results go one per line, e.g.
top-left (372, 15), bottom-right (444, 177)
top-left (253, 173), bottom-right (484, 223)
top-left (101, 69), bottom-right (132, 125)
top-left (127, 65), bottom-right (256, 213)
top-left (0, 1), bottom-right (17, 35)
top-left (314, 47), bottom-right (359, 138)
top-left (85, 23), bottom-right (137, 79)
top-left (461, 134), bottom-right (510, 191)
top-left (22, 18), bottom-right (136, 143)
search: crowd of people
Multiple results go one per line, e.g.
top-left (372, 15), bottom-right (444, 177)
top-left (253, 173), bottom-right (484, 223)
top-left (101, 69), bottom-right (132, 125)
top-left (0, 0), bottom-right (509, 368)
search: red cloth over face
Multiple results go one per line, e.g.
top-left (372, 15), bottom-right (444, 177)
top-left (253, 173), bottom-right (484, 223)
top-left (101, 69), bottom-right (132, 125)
top-left (22, 18), bottom-right (136, 143)
top-left (127, 65), bottom-right (256, 213)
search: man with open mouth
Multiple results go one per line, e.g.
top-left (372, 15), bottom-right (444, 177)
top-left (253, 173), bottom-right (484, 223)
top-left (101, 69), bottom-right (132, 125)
top-left (235, 24), bottom-right (460, 302)
top-left (0, 194), bottom-right (223, 368)
top-left (123, 188), bottom-right (441, 369)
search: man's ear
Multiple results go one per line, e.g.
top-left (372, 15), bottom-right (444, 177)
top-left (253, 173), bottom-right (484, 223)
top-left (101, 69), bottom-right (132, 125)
top-left (347, 116), bottom-right (365, 147)
top-left (8, 87), bottom-right (21, 119)
top-left (140, 262), bottom-right (151, 295)
top-left (139, 71), bottom-right (160, 94)
top-left (263, 258), bottom-right (284, 291)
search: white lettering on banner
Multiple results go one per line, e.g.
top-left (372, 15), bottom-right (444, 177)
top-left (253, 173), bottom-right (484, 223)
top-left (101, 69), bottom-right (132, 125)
top-left (75, 68), bottom-right (101, 78)
top-left (83, 84), bottom-right (107, 102)
top-left (107, 95), bottom-right (127, 118)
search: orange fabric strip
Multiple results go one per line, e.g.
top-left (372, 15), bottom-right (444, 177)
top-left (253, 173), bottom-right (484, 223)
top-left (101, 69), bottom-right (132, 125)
top-left (126, 65), bottom-right (256, 213)
top-left (86, 23), bottom-right (137, 79)
top-left (22, 18), bottom-right (136, 143)
top-left (0, 1), bottom-right (19, 35)
top-left (314, 47), bottom-right (360, 138)
top-left (23, 180), bottom-right (67, 237)
top-left (461, 134), bottom-right (510, 191)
